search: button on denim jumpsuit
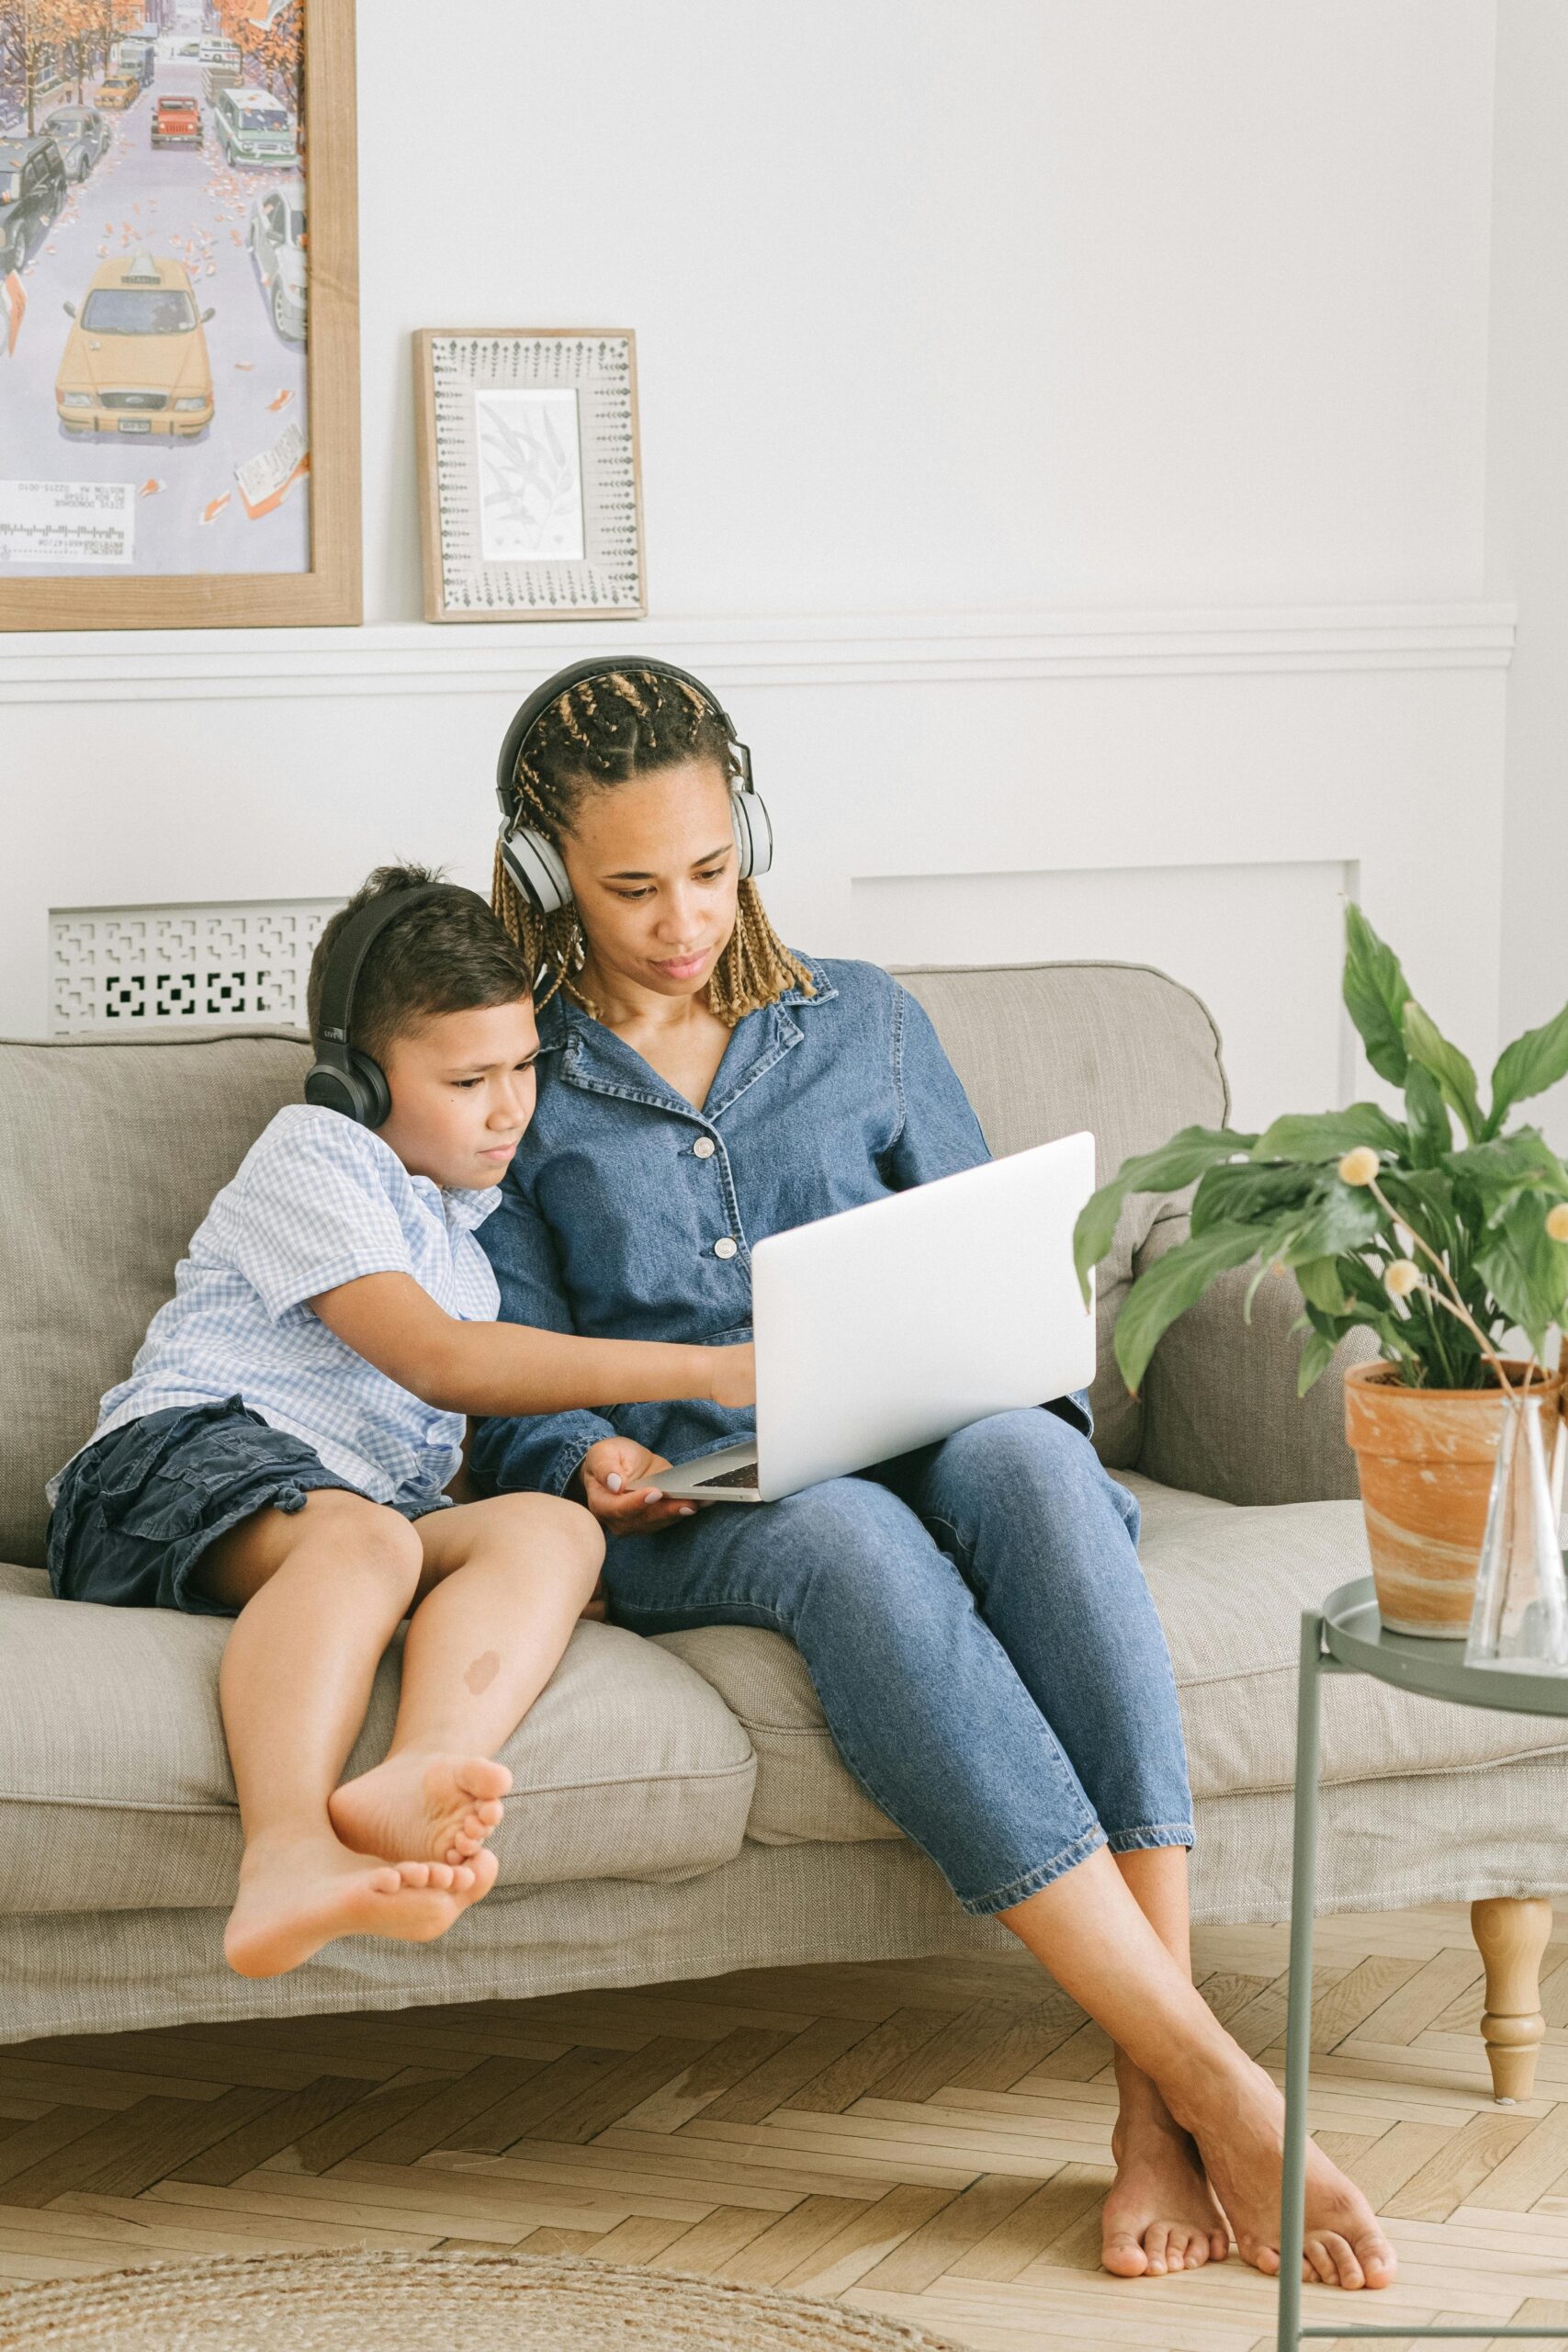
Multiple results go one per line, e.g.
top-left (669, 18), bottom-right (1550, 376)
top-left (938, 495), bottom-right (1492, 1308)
top-left (471, 956), bottom-right (1193, 1916)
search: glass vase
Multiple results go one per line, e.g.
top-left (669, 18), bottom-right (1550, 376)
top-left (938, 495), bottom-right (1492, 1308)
top-left (1465, 1393), bottom-right (1568, 1673)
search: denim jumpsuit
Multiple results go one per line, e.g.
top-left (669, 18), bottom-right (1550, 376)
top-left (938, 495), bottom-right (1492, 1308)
top-left (471, 956), bottom-right (1193, 1916)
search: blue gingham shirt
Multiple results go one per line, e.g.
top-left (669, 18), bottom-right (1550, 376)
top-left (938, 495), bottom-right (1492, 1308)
top-left (51, 1105), bottom-right (502, 1511)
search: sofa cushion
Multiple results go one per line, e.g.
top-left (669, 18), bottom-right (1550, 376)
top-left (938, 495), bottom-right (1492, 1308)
top-left (0, 1030), bottom-right (313, 1569)
top-left (655, 1468), bottom-right (1568, 1845)
top-left (897, 964), bottom-right (1229, 1470)
top-left (0, 1573), bottom-right (756, 1914)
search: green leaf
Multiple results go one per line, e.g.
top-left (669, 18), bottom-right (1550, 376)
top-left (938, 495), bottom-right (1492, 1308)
top-left (1190, 1161), bottom-right (1319, 1234)
top-left (1402, 1060), bottom-right (1451, 1167)
top-left (1473, 1197), bottom-right (1568, 1362)
top-left (1403, 1001), bottom-right (1484, 1144)
top-left (1295, 1254), bottom-right (1354, 1315)
top-left (1280, 1184), bottom-right (1385, 1264)
top-left (1380, 1165), bottom-right (1460, 1259)
top-left (1111, 1222), bottom-right (1261, 1396)
top-left (1487, 1000), bottom-right (1568, 1137)
top-left (1072, 1125), bottom-right (1258, 1304)
top-left (1296, 1329), bottom-right (1337, 1396)
top-left (1250, 1103), bottom-right (1407, 1162)
top-left (1448, 1129), bottom-right (1568, 1223)
top-left (1343, 904), bottom-right (1412, 1088)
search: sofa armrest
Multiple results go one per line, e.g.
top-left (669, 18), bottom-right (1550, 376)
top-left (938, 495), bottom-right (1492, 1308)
top-left (1133, 1214), bottom-right (1380, 1505)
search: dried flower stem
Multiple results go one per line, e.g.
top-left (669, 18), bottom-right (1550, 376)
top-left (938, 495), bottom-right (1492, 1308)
top-left (1366, 1174), bottom-right (1530, 1405)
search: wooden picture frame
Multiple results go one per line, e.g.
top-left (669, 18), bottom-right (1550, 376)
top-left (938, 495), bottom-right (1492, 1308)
top-left (0, 0), bottom-right (360, 630)
top-left (414, 328), bottom-right (646, 623)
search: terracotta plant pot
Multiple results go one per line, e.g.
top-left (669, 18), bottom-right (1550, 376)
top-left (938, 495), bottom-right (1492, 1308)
top-left (1343, 1359), bottom-right (1566, 1638)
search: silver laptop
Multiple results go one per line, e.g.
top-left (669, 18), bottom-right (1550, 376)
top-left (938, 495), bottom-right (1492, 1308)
top-left (656, 1131), bottom-right (1097, 1505)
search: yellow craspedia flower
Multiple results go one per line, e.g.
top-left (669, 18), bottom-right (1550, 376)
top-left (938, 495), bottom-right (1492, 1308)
top-left (1548, 1202), bottom-right (1568, 1242)
top-left (1385, 1260), bottom-right (1422, 1297)
top-left (1338, 1147), bottom-right (1381, 1186)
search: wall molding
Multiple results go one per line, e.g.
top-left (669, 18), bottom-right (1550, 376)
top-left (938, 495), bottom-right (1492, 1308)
top-left (0, 601), bottom-right (1517, 704)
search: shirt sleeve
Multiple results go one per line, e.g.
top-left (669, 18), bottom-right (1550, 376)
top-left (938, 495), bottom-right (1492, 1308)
top-left (470, 1174), bottom-right (615, 1498)
top-left (882, 983), bottom-right (1094, 1444)
top-left (881, 983), bottom-right (992, 1190)
top-left (219, 1113), bottom-right (414, 1323)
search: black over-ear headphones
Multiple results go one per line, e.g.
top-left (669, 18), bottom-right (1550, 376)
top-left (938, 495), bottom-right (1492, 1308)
top-left (494, 657), bottom-right (773, 919)
top-left (304, 882), bottom-right (482, 1129)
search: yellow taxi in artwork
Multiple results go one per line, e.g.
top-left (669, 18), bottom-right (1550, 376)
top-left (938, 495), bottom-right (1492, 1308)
top-left (96, 74), bottom-right (141, 110)
top-left (56, 252), bottom-right (216, 438)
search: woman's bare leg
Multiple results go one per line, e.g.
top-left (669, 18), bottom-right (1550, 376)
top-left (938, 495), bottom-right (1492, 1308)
top-left (329, 1493), bottom-right (604, 1866)
top-left (998, 1846), bottom-right (1395, 2290)
top-left (1099, 1848), bottom-right (1229, 2276)
top-left (197, 1490), bottom-right (495, 1981)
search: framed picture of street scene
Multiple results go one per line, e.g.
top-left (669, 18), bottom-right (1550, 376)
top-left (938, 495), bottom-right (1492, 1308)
top-left (0, 0), bottom-right (359, 629)
top-left (414, 329), bottom-right (646, 622)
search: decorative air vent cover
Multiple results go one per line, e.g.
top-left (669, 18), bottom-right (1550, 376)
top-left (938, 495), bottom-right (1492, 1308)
top-left (51, 899), bottom-right (342, 1035)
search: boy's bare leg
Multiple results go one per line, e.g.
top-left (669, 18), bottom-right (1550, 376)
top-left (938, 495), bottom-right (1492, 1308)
top-left (197, 1489), bottom-right (497, 1981)
top-left (998, 1846), bottom-right (1395, 2292)
top-left (330, 1494), bottom-right (604, 1867)
top-left (1099, 1847), bottom-right (1229, 2278)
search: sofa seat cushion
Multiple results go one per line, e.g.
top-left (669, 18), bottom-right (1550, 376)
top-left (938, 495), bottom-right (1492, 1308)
top-left (0, 1572), bottom-right (755, 1915)
top-left (654, 1467), bottom-right (1568, 1843)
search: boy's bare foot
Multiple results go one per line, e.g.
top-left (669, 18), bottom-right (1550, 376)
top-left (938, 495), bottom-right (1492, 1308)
top-left (329, 1751), bottom-right (513, 1867)
top-left (1172, 2050), bottom-right (1396, 2290)
top-left (1101, 2094), bottom-right (1231, 2277)
top-left (225, 1836), bottom-right (499, 1980)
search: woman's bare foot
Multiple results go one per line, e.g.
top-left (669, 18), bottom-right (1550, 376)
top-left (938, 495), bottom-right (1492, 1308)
top-left (329, 1750), bottom-right (512, 1867)
top-left (1173, 2050), bottom-right (1396, 2290)
top-left (224, 1835), bottom-right (499, 1980)
top-left (1101, 2075), bottom-right (1231, 2278)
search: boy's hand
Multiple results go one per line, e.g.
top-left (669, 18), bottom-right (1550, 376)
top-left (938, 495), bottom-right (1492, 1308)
top-left (575, 1438), bottom-right (694, 1537)
top-left (706, 1342), bottom-right (756, 1411)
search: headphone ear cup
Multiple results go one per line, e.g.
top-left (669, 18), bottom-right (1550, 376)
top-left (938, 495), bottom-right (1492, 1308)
top-left (304, 1049), bottom-right (386, 1127)
top-left (501, 826), bottom-right (573, 918)
top-left (731, 788), bottom-right (773, 882)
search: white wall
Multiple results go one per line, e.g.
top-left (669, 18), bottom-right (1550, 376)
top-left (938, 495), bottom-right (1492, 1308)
top-left (1487, 0), bottom-right (1568, 1160)
top-left (2, 0), bottom-right (1517, 1148)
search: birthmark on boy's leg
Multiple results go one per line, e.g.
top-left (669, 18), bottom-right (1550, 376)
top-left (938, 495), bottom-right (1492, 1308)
top-left (465, 1649), bottom-right (500, 1695)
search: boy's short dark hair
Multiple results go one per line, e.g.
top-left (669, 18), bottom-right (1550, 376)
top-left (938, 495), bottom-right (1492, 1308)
top-left (307, 864), bottom-right (533, 1064)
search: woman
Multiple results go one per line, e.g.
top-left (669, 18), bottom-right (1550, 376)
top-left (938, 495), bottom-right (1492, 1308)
top-left (469, 662), bottom-right (1393, 2295)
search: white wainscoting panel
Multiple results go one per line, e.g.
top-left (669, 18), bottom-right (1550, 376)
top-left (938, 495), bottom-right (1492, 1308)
top-left (853, 861), bottom-right (1354, 1138)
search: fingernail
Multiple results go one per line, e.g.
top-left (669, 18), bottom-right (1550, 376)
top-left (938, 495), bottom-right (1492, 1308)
top-left (642, 1488), bottom-right (663, 1502)
top-left (680, 1505), bottom-right (696, 1517)
top-left (605, 1474), bottom-right (623, 1492)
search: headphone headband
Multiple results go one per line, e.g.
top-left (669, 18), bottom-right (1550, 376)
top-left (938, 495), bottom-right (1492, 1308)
top-left (494, 658), bottom-right (744, 830)
top-left (311, 883), bottom-right (461, 1055)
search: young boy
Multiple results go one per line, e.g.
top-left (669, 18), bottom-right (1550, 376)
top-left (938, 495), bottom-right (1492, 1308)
top-left (45, 865), bottom-right (753, 1983)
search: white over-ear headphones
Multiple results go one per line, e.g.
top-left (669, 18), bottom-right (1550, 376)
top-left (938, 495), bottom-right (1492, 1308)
top-left (494, 659), bottom-right (773, 920)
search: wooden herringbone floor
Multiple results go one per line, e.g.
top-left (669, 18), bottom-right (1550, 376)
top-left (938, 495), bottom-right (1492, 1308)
top-left (5, 1904), bottom-right (1568, 2349)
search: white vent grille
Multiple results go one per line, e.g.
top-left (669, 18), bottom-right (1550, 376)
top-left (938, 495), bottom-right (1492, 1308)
top-left (51, 899), bottom-right (343, 1035)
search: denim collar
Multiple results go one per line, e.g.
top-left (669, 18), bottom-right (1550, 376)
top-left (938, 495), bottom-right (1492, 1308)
top-left (536, 957), bottom-right (838, 1126)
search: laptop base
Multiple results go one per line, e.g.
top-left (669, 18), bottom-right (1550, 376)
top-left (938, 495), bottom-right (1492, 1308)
top-left (655, 1442), bottom-right (764, 1504)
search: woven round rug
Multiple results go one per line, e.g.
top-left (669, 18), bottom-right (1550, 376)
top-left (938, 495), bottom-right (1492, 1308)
top-left (0, 2247), bottom-right (970, 2350)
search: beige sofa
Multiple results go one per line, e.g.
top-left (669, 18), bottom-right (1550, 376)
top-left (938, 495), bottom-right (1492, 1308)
top-left (4, 962), bottom-right (1564, 2064)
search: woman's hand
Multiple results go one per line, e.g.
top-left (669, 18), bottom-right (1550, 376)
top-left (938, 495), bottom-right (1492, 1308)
top-left (575, 1437), bottom-right (695, 1538)
top-left (705, 1342), bottom-right (756, 1411)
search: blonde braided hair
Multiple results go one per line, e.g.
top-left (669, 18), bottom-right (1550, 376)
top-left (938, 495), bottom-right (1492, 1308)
top-left (491, 667), bottom-right (814, 1025)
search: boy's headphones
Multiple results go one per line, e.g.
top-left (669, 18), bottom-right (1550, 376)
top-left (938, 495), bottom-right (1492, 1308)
top-left (304, 882), bottom-right (481, 1129)
top-left (494, 657), bottom-right (773, 919)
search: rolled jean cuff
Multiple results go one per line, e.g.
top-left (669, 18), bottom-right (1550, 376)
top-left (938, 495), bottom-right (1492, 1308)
top-left (1105, 1822), bottom-right (1196, 1855)
top-left (958, 1821), bottom-right (1107, 1917)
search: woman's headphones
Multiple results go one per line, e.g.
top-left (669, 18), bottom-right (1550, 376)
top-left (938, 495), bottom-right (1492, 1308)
top-left (304, 882), bottom-right (482, 1128)
top-left (493, 657), bottom-right (773, 919)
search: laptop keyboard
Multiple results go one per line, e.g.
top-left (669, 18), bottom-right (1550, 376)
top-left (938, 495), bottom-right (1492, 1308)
top-left (693, 1461), bottom-right (761, 1491)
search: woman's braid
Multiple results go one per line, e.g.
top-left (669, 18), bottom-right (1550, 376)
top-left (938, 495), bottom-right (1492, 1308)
top-left (492, 669), bottom-right (813, 1023)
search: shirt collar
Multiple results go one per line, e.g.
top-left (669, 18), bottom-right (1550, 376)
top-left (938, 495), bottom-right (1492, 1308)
top-left (535, 958), bottom-right (837, 1118)
top-left (439, 1182), bottom-right (503, 1231)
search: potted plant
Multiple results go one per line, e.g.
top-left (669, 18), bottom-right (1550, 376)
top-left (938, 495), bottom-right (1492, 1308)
top-left (1073, 907), bottom-right (1568, 1636)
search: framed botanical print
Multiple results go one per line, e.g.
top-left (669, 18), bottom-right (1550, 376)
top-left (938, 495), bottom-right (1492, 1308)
top-left (414, 328), bottom-right (646, 622)
top-left (0, 0), bottom-right (359, 628)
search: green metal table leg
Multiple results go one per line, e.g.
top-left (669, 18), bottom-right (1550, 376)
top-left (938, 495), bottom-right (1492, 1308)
top-left (1278, 1611), bottom-right (1325, 2352)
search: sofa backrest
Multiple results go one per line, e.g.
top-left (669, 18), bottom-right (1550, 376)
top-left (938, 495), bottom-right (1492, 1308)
top-left (0, 960), bottom-right (1228, 1566)
top-left (897, 962), bottom-right (1228, 1471)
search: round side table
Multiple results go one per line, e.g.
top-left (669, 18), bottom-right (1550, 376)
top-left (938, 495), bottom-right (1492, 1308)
top-left (1278, 1577), bottom-right (1568, 2348)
